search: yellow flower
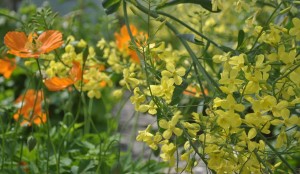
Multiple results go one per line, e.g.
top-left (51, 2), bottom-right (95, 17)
top-left (122, 68), bottom-right (140, 89)
top-left (247, 128), bottom-right (257, 140)
top-left (289, 18), bottom-right (300, 40)
top-left (244, 71), bottom-right (263, 94)
top-left (182, 121), bottom-right (200, 137)
top-left (136, 125), bottom-right (162, 150)
top-left (219, 69), bottom-right (244, 93)
top-left (277, 45), bottom-right (297, 65)
top-left (77, 39), bottom-right (87, 48)
top-left (130, 87), bottom-right (146, 111)
top-left (180, 149), bottom-right (193, 161)
top-left (160, 142), bottom-right (176, 164)
top-left (244, 112), bottom-right (271, 134)
top-left (161, 63), bottom-right (185, 85)
top-left (260, 24), bottom-right (285, 44)
top-left (212, 52), bottom-right (231, 63)
top-left (214, 94), bottom-right (244, 112)
top-left (216, 110), bottom-right (242, 131)
top-left (229, 54), bottom-right (245, 70)
top-left (138, 100), bottom-right (158, 115)
top-left (159, 111), bottom-right (183, 139)
top-left (150, 77), bottom-right (175, 103)
top-left (275, 127), bottom-right (287, 148)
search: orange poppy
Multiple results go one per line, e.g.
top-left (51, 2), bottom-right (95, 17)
top-left (19, 161), bottom-right (30, 173)
top-left (14, 89), bottom-right (46, 126)
top-left (183, 85), bottom-right (209, 98)
top-left (4, 30), bottom-right (63, 58)
top-left (0, 57), bottom-right (16, 79)
top-left (44, 61), bottom-right (82, 91)
top-left (115, 25), bottom-right (147, 63)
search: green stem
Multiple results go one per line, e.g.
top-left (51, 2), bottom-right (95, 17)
top-left (0, 11), bottom-right (24, 24)
top-left (82, 94), bottom-right (91, 134)
top-left (96, 136), bottom-right (103, 172)
top-left (253, 150), bottom-right (273, 174)
top-left (36, 59), bottom-right (58, 173)
top-left (257, 130), bottom-right (296, 173)
top-left (179, 124), bottom-right (215, 174)
top-left (156, 11), bottom-right (225, 52)
top-left (272, 63), bottom-right (300, 98)
top-left (0, 113), bottom-right (5, 169)
top-left (19, 138), bottom-right (24, 163)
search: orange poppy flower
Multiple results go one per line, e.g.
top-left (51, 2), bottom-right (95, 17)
top-left (183, 85), bottom-right (209, 98)
top-left (19, 161), bottom-right (30, 173)
top-left (14, 89), bottom-right (46, 126)
top-left (44, 61), bottom-right (82, 91)
top-left (115, 25), bottom-right (147, 63)
top-left (4, 30), bottom-right (63, 58)
top-left (0, 57), bottom-right (16, 79)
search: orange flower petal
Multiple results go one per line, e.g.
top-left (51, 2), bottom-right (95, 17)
top-left (4, 30), bottom-right (63, 58)
top-left (7, 50), bottom-right (40, 58)
top-left (115, 25), bottom-right (146, 63)
top-left (0, 58), bottom-right (16, 79)
top-left (4, 32), bottom-right (28, 52)
top-left (183, 86), bottom-right (209, 97)
top-left (115, 25), bottom-right (138, 51)
top-left (33, 113), bottom-right (47, 125)
top-left (99, 81), bottom-right (107, 87)
top-left (38, 30), bottom-right (63, 53)
top-left (69, 61), bottom-right (82, 82)
top-left (129, 50), bottom-right (140, 63)
top-left (44, 77), bottom-right (74, 91)
top-left (14, 90), bottom-right (45, 126)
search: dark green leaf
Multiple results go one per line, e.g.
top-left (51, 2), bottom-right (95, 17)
top-left (78, 160), bottom-right (95, 173)
top-left (170, 80), bottom-right (188, 105)
top-left (27, 136), bottom-right (37, 152)
top-left (102, 0), bottom-right (121, 15)
top-left (237, 29), bottom-right (245, 49)
top-left (102, 0), bottom-right (119, 8)
top-left (177, 34), bottom-right (204, 45)
top-left (219, 45), bottom-right (235, 53)
top-left (82, 46), bottom-right (89, 62)
top-left (63, 112), bottom-right (74, 126)
top-left (157, 0), bottom-right (221, 12)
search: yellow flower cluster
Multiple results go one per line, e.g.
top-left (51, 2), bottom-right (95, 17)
top-left (131, 1), bottom-right (300, 173)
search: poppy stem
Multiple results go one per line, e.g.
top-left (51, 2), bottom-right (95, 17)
top-left (35, 59), bottom-right (59, 173)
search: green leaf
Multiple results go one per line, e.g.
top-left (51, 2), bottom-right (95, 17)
top-left (237, 29), bottom-right (245, 49)
top-left (219, 45), bottom-right (235, 53)
top-left (102, 0), bottom-right (119, 8)
top-left (177, 34), bottom-right (204, 45)
top-left (63, 112), bottom-right (74, 126)
top-left (157, 0), bottom-right (221, 12)
top-left (170, 80), bottom-right (188, 105)
top-left (82, 46), bottom-right (89, 62)
top-left (102, 0), bottom-right (122, 15)
top-left (27, 136), bottom-right (37, 152)
top-left (78, 160), bottom-right (95, 173)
